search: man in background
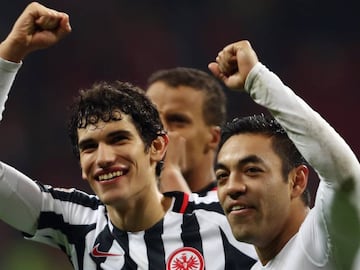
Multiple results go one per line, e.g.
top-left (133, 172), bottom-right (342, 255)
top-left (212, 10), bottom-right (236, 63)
top-left (146, 67), bottom-right (226, 196)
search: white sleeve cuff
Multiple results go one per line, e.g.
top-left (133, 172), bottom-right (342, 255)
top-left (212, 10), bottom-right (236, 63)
top-left (0, 57), bottom-right (22, 121)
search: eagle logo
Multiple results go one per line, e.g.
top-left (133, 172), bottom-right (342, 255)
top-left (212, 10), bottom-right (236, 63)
top-left (167, 247), bottom-right (204, 270)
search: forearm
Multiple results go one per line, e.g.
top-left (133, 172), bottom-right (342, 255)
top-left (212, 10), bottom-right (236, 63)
top-left (0, 57), bottom-right (22, 121)
top-left (0, 162), bottom-right (41, 234)
top-left (245, 63), bottom-right (360, 186)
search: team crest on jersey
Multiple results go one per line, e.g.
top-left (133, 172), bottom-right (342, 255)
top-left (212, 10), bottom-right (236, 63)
top-left (167, 247), bottom-right (204, 270)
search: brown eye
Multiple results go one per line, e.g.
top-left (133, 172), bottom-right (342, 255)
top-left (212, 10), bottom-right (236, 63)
top-left (111, 135), bottom-right (127, 144)
top-left (79, 142), bottom-right (97, 153)
top-left (245, 167), bottom-right (262, 175)
top-left (166, 115), bottom-right (190, 128)
top-left (216, 171), bottom-right (229, 182)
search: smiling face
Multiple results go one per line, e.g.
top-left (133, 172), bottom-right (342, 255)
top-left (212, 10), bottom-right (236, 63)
top-left (216, 133), bottom-right (297, 248)
top-left (78, 115), bottom-right (164, 208)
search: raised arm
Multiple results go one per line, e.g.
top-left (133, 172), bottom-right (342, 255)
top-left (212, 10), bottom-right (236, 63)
top-left (0, 2), bottom-right (71, 234)
top-left (0, 2), bottom-right (71, 122)
top-left (209, 40), bottom-right (360, 270)
top-left (209, 40), bottom-right (360, 189)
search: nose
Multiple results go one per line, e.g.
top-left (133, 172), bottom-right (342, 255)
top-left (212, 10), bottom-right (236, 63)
top-left (96, 142), bottom-right (116, 168)
top-left (226, 173), bottom-right (247, 200)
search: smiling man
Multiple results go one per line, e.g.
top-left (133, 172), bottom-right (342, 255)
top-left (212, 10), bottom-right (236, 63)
top-left (209, 40), bottom-right (360, 270)
top-left (0, 3), bottom-right (257, 269)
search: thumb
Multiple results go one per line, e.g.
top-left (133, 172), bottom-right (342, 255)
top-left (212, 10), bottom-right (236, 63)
top-left (208, 62), bottom-right (221, 78)
top-left (208, 62), bottom-right (230, 84)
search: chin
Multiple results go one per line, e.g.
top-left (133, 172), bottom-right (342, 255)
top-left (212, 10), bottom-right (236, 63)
top-left (99, 192), bottom-right (127, 206)
top-left (231, 226), bottom-right (252, 242)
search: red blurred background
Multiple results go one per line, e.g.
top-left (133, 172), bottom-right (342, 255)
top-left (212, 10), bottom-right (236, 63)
top-left (0, 1), bottom-right (358, 269)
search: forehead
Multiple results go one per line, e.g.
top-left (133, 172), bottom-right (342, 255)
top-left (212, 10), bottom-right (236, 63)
top-left (217, 133), bottom-right (280, 165)
top-left (77, 114), bottom-right (138, 141)
top-left (147, 82), bottom-right (205, 111)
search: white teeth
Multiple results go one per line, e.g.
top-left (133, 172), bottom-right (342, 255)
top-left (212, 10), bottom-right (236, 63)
top-left (98, 171), bottom-right (123, 181)
top-left (231, 205), bottom-right (246, 211)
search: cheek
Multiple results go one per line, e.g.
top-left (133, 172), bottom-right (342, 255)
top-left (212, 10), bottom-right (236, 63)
top-left (216, 188), bottom-right (225, 206)
top-left (81, 170), bottom-right (88, 181)
top-left (188, 131), bottom-right (207, 151)
top-left (79, 156), bottom-right (91, 180)
top-left (197, 129), bottom-right (213, 149)
top-left (261, 182), bottom-right (291, 216)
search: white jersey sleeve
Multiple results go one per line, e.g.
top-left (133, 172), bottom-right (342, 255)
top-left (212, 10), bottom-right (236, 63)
top-left (0, 162), bottom-right (42, 234)
top-left (0, 57), bottom-right (42, 234)
top-left (0, 58), bottom-right (22, 121)
top-left (245, 62), bottom-right (360, 188)
top-left (245, 62), bottom-right (360, 270)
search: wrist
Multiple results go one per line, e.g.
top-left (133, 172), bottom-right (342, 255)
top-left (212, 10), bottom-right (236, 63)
top-left (0, 37), bottom-right (29, 63)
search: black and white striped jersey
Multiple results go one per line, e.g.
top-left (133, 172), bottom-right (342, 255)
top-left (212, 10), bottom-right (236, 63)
top-left (0, 56), bottom-right (255, 270)
top-left (0, 58), bottom-right (257, 270)
top-left (25, 182), bottom-right (257, 270)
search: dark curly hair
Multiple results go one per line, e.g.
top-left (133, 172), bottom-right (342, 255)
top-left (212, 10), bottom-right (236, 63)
top-left (219, 114), bottom-right (311, 206)
top-left (68, 81), bottom-right (165, 159)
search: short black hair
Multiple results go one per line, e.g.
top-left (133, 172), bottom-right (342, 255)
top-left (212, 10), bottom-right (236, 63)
top-left (219, 114), bottom-right (311, 206)
top-left (147, 67), bottom-right (227, 126)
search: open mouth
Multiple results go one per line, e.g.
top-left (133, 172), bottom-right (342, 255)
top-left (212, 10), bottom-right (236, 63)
top-left (230, 205), bottom-right (248, 211)
top-left (227, 204), bottom-right (254, 215)
top-left (96, 169), bottom-right (128, 182)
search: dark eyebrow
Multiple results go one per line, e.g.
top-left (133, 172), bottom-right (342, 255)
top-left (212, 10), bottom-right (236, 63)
top-left (107, 130), bottom-right (133, 140)
top-left (240, 155), bottom-right (264, 165)
top-left (165, 113), bottom-right (190, 121)
top-left (78, 130), bottom-right (133, 149)
top-left (214, 163), bottom-right (227, 171)
top-left (215, 155), bottom-right (265, 171)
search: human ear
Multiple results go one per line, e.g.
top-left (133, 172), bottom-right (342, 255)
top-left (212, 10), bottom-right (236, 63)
top-left (150, 134), bottom-right (169, 162)
top-left (206, 126), bottom-right (221, 151)
top-left (290, 165), bottom-right (309, 199)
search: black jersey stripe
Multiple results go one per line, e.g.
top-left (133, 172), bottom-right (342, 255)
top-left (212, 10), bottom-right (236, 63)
top-left (220, 229), bottom-right (256, 270)
top-left (32, 212), bottom-right (96, 270)
top-left (166, 191), bottom-right (222, 214)
top-left (166, 191), bottom-right (189, 213)
top-left (112, 228), bottom-right (137, 269)
top-left (145, 220), bottom-right (166, 270)
top-left (189, 200), bottom-right (224, 215)
top-left (37, 212), bottom-right (95, 240)
top-left (181, 213), bottom-right (203, 254)
top-left (36, 182), bottom-right (101, 210)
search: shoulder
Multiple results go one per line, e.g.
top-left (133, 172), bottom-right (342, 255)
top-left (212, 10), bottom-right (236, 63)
top-left (38, 182), bottom-right (102, 210)
top-left (165, 191), bottom-right (223, 215)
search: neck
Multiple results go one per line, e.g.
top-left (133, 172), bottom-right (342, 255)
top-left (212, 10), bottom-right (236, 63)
top-left (184, 162), bottom-right (216, 192)
top-left (256, 206), bottom-right (310, 265)
top-left (186, 170), bottom-right (216, 192)
top-left (107, 185), bottom-right (172, 232)
top-left (185, 154), bottom-right (216, 193)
